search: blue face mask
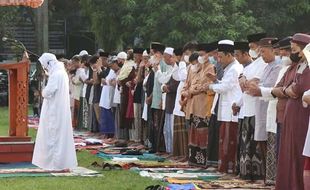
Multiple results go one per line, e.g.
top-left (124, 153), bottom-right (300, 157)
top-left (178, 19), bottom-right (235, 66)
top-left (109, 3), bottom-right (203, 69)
top-left (208, 56), bottom-right (217, 64)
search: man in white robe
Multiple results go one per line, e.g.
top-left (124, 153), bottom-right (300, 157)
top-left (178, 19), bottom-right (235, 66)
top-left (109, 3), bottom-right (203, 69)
top-left (32, 53), bottom-right (78, 171)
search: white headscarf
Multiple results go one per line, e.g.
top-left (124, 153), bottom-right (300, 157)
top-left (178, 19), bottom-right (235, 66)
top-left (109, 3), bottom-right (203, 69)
top-left (39, 53), bottom-right (64, 75)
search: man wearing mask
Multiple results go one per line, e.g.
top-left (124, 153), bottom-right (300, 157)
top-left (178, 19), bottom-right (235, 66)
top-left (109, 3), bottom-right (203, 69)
top-left (99, 56), bottom-right (121, 140)
top-left (172, 42), bottom-right (197, 161)
top-left (275, 33), bottom-right (310, 190)
top-left (248, 33), bottom-right (266, 60)
top-left (234, 33), bottom-right (267, 179)
top-left (196, 42), bottom-right (221, 166)
top-left (150, 42), bottom-right (167, 153)
top-left (172, 41), bottom-right (197, 160)
top-left (160, 47), bottom-right (179, 154)
top-left (132, 48), bottom-right (144, 143)
top-left (247, 37), bottom-right (282, 185)
top-left (117, 51), bottom-right (136, 140)
top-left (92, 52), bottom-right (110, 134)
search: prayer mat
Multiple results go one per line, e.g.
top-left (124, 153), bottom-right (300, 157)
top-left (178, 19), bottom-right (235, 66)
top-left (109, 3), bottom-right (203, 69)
top-left (97, 152), bottom-right (165, 162)
top-left (0, 162), bottom-right (101, 178)
top-left (139, 171), bottom-right (223, 180)
top-left (195, 179), bottom-right (270, 189)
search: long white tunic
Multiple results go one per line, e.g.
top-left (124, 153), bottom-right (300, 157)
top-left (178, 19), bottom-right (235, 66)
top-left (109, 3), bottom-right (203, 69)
top-left (209, 60), bottom-right (243, 122)
top-left (32, 62), bottom-right (77, 170)
top-left (242, 57), bottom-right (267, 117)
top-left (99, 69), bottom-right (116, 109)
top-left (172, 61), bottom-right (187, 117)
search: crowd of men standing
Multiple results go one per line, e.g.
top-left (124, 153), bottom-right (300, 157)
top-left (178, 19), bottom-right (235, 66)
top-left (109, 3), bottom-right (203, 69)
top-left (61, 32), bottom-right (310, 190)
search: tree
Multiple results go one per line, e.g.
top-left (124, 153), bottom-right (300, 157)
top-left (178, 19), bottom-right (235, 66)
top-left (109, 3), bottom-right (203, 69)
top-left (80, 0), bottom-right (309, 51)
top-left (80, 0), bottom-right (262, 50)
top-left (248, 0), bottom-right (310, 38)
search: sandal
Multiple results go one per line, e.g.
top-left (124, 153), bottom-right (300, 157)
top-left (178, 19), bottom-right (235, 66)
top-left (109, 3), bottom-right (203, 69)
top-left (102, 163), bottom-right (113, 170)
top-left (113, 164), bottom-right (123, 170)
top-left (90, 161), bottom-right (101, 168)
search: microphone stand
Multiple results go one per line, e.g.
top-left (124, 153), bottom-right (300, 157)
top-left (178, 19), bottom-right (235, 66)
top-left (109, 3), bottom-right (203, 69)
top-left (2, 37), bottom-right (44, 113)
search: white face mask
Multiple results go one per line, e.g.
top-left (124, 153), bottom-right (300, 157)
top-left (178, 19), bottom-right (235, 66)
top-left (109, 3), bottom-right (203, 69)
top-left (149, 56), bottom-right (157, 65)
top-left (208, 56), bottom-right (216, 64)
top-left (198, 56), bottom-right (205, 64)
top-left (249, 49), bottom-right (258, 59)
top-left (184, 55), bottom-right (189, 63)
top-left (281, 56), bottom-right (292, 66)
top-left (190, 64), bottom-right (199, 72)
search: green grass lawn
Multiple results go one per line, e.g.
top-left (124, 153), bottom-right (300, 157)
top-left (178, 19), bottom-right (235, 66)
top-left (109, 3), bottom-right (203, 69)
top-left (0, 107), bottom-right (163, 190)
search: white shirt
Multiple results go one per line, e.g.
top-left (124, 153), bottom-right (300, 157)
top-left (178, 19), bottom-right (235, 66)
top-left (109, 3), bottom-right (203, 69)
top-left (209, 59), bottom-right (243, 122)
top-left (82, 68), bottom-right (89, 98)
top-left (172, 61), bottom-right (188, 116)
top-left (158, 63), bottom-right (177, 110)
top-left (99, 69), bottom-right (116, 109)
top-left (242, 56), bottom-right (267, 117)
top-left (71, 68), bottom-right (88, 100)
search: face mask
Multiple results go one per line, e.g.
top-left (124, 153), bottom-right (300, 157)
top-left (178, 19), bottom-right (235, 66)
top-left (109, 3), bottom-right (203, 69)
top-left (290, 52), bottom-right (302, 63)
top-left (190, 64), bottom-right (199, 72)
top-left (198, 56), bottom-right (205, 64)
top-left (208, 56), bottom-right (216, 64)
top-left (184, 55), bottom-right (189, 63)
top-left (281, 56), bottom-right (292, 66)
top-left (117, 62), bottom-right (123, 68)
top-left (249, 49), bottom-right (258, 59)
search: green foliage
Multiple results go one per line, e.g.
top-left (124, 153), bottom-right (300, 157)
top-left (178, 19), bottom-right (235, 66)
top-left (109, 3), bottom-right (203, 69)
top-left (0, 7), bottom-right (19, 38)
top-left (79, 0), bottom-right (309, 51)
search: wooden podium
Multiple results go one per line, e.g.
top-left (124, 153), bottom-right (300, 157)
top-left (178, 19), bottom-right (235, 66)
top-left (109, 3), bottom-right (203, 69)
top-left (0, 60), bottom-right (34, 162)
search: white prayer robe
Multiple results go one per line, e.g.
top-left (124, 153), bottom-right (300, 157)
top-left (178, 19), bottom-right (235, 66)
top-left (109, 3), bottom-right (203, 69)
top-left (99, 69), bottom-right (116, 109)
top-left (172, 61), bottom-right (187, 117)
top-left (32, 53), bottom-right (77, 170)
top-left (209, 60), bottom-right (243, 122)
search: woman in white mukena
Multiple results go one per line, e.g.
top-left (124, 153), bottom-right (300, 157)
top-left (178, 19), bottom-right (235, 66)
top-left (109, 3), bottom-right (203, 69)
top-left (32, 53), bottom-right (77, 171)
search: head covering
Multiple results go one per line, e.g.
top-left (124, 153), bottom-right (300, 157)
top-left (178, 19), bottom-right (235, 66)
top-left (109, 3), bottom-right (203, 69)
top-left (133, 48), bottom-right (144, 54)
top-left (271, 39), bottom-right (280, 48)
top-left (279, 36), bottom-right (292, 50)
top-left (99, 51), bottom-right (109, 57)
top-left (174, 48), bottom-right (183, 56)
top-left (189, 52), bottom-right (199, 62)
top-left (151, 42), bottom-right (165, 53)
top-left (117, 52), bottom-right (127, 60)
top-left (39, 53), bottom-right (63, 74)
top-left (197, 42), bottom-right (218, 52)
top-left (291, 33), bottom-right (310, 46)
top-left (164, 47), bottom-right (174, 56)
top-left (218, 40), bottom-right (234, 53)
top-left (259, 37), bottom-right (278, 48)
top-left (142, 50), bottom-right (149, 57)
top-left (146, 48), bottom-right (150, 54)
top-left (79, 50), bottom-right (88, 56)
top-left (247, 32), bottom-right (267, 43)
top-left (234, 41), bottom-right (249, 51)
top-left (108, 56), bottom-right (118, 65)
top-left (97, 49), bottom-right (104, 54)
